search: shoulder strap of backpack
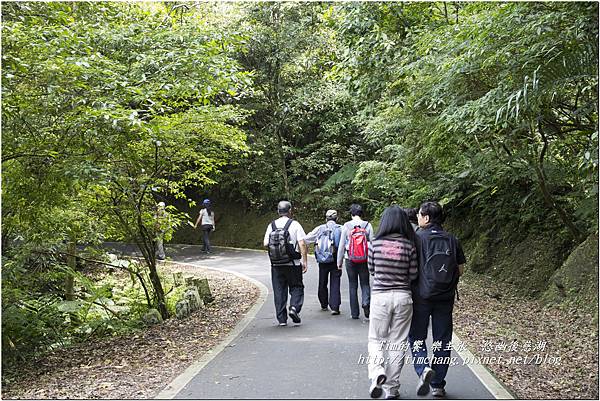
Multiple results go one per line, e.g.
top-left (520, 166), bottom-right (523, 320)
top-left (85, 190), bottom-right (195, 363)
top-left (271, 220), bottom-right (277, 231)
top-left (283, 218), bottom-right (294, 232)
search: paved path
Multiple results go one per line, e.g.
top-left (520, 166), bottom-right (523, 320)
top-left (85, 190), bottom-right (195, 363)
top-left (129, 245), bottom-right (501, 400)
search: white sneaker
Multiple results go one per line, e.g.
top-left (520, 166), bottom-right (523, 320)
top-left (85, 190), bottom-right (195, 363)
top-left (289, 306), bottom-right (301, 324)
top-left (369, 374), bottom-right (387, 398)
top-left (416, 367), bottom-right (435, 396)
top-left (431, 387), bottom-right (446, 398)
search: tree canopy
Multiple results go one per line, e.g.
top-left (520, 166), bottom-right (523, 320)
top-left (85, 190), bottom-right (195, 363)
top-left (2, 1), bottom-right (597, 367)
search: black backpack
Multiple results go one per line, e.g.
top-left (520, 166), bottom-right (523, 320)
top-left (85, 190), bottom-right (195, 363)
top-left (418, 232), bottom-right (459, 301)
top-left (268, 219), bottom-right (301, 266)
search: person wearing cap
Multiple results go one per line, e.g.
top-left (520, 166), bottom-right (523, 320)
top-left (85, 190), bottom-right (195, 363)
top-left (194, 198), bottom-right (215, 254)
top-left (155, 201), bottom-right (168, 260)
top-left (263, 200), bottom-right (308, 326)
top-left (299, 210), bottom-right (343, 314)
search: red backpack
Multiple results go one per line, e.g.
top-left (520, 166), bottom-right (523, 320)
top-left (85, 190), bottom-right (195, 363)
top-left (348, 222), bottom-right (369, 263)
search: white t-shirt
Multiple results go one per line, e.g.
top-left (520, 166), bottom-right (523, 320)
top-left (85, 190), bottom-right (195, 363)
top-left (199, 208), bottom-right (215, 226)
top-left (263, 216), bottom-right (306, 265)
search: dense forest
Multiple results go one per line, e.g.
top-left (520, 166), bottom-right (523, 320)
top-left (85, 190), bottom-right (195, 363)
top-left (2, 1), bottom-right (598, 373)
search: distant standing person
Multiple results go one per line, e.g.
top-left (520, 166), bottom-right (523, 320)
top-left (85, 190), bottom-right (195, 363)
top-left (264, 200), bottom-right (308, 326)
top-left (337, 203), bottom-right (374, 320)
top-left (299, 210), bottom-right (342, 315)
top-left (367, 206), bottom-right (418, 399)
top-left (155, 201), bottom-right (169, 260)
top-left (194, 199), bottom-right (215, 254)
top-left (409, 201), bottom-right (466, 398)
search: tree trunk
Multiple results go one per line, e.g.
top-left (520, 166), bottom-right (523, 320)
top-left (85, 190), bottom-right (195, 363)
top-left (65, 241), bottom-right (76, 301)
top-left (533, 163), bottom-right (584, 242)
top-left (147, 257), bottom-right (169, 320)
top-left (275, 124), bottom-right (290, 198)
top-left (533, 123), bottom-right (584, 243)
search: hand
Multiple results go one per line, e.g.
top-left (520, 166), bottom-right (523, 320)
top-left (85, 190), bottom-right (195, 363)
top-left (337, 264), bottom-right (343, 270)
top-left (302, 261), bottom-right (308, 274)
top-left (212, 227), bottom-right (216, 232)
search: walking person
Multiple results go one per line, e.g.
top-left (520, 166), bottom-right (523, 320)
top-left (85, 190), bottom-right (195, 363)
top-left (194, 199), bottom-right (215, 254)
top-left (367, 206), bottom-right (418, 399)
top-left (154, 201), bottom-right (169, 260)
top-left (299, 210), bottom-right (342, 315)
top-left (264, 200), bottom-right (308, 326)
top-left (337, 204), bottom-right (374, 320)
top-left (409, 201), bottom-right (466, 398)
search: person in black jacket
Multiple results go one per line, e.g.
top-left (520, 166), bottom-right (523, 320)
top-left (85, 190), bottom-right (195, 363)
top-left (409, 201), bottom-right (466, 398)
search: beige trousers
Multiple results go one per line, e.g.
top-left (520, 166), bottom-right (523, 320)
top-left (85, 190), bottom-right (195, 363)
top-left (367, 290), bottom-right (413, 396)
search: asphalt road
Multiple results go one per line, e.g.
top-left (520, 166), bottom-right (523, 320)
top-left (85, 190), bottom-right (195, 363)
top-left (123, 245), bottom-right (496, 400)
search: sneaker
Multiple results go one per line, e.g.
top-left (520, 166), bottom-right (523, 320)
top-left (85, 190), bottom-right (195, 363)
top-left (289, 306), bottom-right (301, 324)
top-left (278, 322), bottom-right (287, 326)
top-left (431, 387), bottom-right (446, 398)
top-left (363, 304), bottom-right (370, 319)
top-left (321, 307), bottom-right (328, 311)
top-left (369, 374), bottom-right (387, 398)
top-left (331, 310), bottom-right (340, 315)
top-left (385, 393), bottom-right (400, 400)
top-left (416, 367), bottom-right (435, 396)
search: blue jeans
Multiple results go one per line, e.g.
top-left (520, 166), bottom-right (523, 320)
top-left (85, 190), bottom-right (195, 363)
top-left (345, 260), bottom-right (370, 318)
top-left (409, 301), bottom-right (454, 389)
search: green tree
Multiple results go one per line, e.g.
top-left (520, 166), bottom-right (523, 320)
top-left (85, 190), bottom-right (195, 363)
top-left (2, 1), bottom-right (250, 335)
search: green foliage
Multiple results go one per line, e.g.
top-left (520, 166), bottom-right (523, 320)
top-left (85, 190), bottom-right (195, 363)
top-left (217, 2), bottom-right (373, 212)
top-left (2, 0), bottom-right (598, 371)
top-left (2, 1), bottom-right (251, 363)
top-left (332, 2), bottom-right (598, 235)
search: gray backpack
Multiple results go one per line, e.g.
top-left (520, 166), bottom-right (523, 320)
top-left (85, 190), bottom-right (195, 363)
top-left (268, 219), bottom-right (300, 266)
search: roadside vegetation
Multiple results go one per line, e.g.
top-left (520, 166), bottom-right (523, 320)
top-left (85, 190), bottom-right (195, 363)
top-left (2, 2), bottom-right (597, 398)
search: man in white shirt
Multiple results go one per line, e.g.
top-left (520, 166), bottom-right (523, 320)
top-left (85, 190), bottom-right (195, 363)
top-left (263, 200), bottom-right (308, 326)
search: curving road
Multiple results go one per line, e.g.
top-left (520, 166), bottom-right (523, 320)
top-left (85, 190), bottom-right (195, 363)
top-left (118, 244), bottom-right (508, 400)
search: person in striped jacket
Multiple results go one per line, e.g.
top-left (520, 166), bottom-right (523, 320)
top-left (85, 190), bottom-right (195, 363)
top-left (366, 206), bottom-right (419, 399)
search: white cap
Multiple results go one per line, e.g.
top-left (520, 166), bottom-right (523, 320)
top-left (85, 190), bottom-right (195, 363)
top-left (326, 209), bottom-right (337, 220)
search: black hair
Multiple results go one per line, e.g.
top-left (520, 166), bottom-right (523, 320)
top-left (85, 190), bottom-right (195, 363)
top-left (419, 201), bottom-right (444, 226)
top-left (349, 203), bottom-right (363, 217)
top-left (205, 205), bottom-right (213, 216)
top-left (375, 206), bottom-right (417, 245)
top-left (403, 207), bottom-right (418, 225)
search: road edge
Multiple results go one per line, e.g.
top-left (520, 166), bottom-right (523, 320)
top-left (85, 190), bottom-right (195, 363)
top-left (157, 244), bottom-right (513, 399)
top-left (154, 260), bottom-right (269, 399)
top-left (452, 333), bottom-right (515, 399)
